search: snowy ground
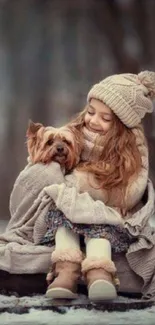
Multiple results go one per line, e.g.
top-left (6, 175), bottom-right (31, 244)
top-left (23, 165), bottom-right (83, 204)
top-left (0, 296), bottom-right (155, 325)
top-left (0, 220), bottom-right (155, 324)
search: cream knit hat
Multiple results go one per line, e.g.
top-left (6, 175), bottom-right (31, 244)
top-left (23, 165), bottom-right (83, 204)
top-left (87, 71), bottom-right (155, 128)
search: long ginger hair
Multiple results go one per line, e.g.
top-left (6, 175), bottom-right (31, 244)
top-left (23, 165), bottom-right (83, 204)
top-left (70, 107), bottom-right (145, 192)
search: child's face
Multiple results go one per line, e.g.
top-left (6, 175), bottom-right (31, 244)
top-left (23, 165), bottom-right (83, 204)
top-left (84, 98), bottom-right (113, 134)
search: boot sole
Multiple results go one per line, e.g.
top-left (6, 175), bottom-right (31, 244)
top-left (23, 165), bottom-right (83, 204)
top-left (45, 287), bottom-right (78, 299)
top-left (89, 279), bottom-right (117, 301)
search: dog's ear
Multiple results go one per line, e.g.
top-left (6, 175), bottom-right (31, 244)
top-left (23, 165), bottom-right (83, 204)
top-left (26, 120), bottom-right (43, 138)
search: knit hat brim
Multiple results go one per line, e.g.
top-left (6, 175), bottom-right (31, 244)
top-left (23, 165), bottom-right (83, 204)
top-left (87, 84), bottom-right (142, 128)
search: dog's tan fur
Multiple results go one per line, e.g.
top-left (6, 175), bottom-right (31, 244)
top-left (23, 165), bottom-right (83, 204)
top-left (27, 121), bottom-right (83, 173)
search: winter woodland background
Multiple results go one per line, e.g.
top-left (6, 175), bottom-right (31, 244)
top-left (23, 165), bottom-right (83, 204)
top-left (0, 0), bottom-right (155, 220)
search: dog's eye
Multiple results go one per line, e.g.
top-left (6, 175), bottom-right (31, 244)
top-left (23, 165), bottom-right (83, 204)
top-left (64, 139), bottom-right (71, 145)
top-left (46, 139), bottom-right (53, 146)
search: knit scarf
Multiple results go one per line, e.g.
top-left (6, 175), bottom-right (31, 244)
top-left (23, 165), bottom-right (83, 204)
top-left (81, 127), bottom-right (105, 163)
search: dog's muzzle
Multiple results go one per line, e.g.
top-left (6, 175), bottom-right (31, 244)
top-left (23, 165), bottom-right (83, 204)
top-left (56, 144), bottom-right (65, 154)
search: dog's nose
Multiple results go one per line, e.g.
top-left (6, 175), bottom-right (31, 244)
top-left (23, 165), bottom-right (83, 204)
top-left (56, 144), bottom-right (64, 153)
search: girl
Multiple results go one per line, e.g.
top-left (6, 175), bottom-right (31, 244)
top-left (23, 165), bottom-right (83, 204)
top-left (40, 71), bottom-right (155, 300)
top-left (3, 70), bottom-right (154, 300)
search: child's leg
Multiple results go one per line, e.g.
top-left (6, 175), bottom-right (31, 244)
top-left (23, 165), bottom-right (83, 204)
top-left (46, 226), bottom-right (83, 299)
top-left (55, 226), bottom-right (80, 250)
top-left (85, 237), bottom-right (112, 259)
top-left (82, 237), bottom-right (118, 301)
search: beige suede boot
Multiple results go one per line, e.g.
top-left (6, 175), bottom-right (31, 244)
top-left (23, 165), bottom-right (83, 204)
top-left (83, 238), bottom-right (119, 301)
top-left (45, 249), bottom-right (83, 299)
top-left (82, 257), bottom-right (118, 301)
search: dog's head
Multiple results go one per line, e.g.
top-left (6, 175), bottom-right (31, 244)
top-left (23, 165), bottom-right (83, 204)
top-left (26, 120), bottom-right (83, 172)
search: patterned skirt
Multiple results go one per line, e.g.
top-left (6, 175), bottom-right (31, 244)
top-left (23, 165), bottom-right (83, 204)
top-left (40, 203), bottom-right (136, 253)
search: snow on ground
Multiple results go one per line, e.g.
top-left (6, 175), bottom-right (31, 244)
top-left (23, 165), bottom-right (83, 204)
top-left (0, 299), bottom-right (155, 325)
top-left (0, 293), bottom-right (154, 325)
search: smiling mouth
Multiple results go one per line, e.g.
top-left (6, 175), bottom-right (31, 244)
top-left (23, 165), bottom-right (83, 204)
top-left (87, 126), bottom-right (103, 133)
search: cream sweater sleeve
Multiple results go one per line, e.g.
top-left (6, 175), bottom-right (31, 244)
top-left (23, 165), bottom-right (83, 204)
top-left (44, 183), bottom-right (123, 225)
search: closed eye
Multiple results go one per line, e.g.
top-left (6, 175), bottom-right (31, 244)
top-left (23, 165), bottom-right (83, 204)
top-left (87, 111), bottom-right (94, 116)
top-left (102, 117), bottom-right (112, 122)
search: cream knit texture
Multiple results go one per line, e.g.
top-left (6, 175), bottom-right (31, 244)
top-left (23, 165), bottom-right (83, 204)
top-left (87, 71), bottom-right (155, 128)
top-left (80, 127), bottom-right (103, 162)
top-left (0, 161), bottom-right (65, 273)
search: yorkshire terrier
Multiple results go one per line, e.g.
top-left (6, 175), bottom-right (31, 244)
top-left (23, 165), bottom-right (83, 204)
top-left (26, 120), bottom-right (109, 202)
top-left (26, 120), bottom-right (126, 214)
top-left (26, 120), bottom-right (83, 173)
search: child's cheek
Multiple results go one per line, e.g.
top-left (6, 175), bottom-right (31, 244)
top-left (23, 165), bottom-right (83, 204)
top-left (84, 114), bottom-right (89, 124)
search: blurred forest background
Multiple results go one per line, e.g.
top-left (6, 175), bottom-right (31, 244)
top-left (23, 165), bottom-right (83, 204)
top-left (0, 0), bottom-right (155, 219)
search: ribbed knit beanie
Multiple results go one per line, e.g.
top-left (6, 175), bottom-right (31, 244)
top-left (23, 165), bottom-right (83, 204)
top-left (87, 71), bottom-right (155, 128)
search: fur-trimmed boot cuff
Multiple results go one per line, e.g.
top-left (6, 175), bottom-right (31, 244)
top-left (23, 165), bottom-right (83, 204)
top-left (81, 257), bottom-right (117, 275)
top-left (51, 249), bottom-right (83, 264)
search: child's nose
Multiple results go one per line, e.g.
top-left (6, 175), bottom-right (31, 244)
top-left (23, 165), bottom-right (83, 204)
top-left (91, 115), bottom-right (100, 125)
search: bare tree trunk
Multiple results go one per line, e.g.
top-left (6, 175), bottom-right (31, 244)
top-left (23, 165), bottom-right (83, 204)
top-left (91, 0), bottom-right (139, 73)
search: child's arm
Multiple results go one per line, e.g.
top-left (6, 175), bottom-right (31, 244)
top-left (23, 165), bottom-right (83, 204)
top-left (43, 182), bottom-right (123, 225)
